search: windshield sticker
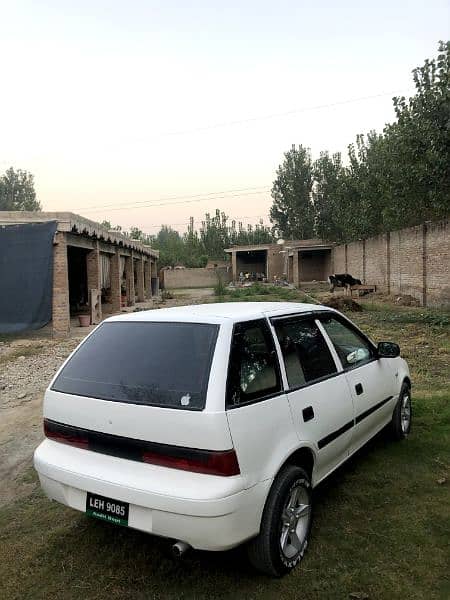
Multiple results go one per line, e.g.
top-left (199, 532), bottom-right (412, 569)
top-left (180, 393), bottom-right (191, 406)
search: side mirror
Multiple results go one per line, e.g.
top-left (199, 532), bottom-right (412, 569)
top-left (377, 341), bottom-right (400, 358)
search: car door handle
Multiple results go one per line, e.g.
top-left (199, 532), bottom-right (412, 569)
top-left (302, 406), bottom-right (314, 422)
top-left (355, 383), bottom-right (364, 395)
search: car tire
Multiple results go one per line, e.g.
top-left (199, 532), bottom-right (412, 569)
top-left (390, 383), bottom-right (412, 440)
top-left (247, 465), bottom-right (312, 577)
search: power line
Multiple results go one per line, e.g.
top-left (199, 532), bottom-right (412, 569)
top-left (135, 213), bottom-right (270, 231)
top-left (80, 185), bottom-right (268, 210)
top-left (155, 90), bottom-right (408, 137)
top-left (83, 188), bottom-right (271, 213)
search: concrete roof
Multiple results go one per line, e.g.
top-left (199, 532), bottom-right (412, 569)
top-left (0, 211), bottom-right (158, 257)
top-left (225, 239), bottom-right (333, 253)
top-left (106, 301), bottom-right (331, 324)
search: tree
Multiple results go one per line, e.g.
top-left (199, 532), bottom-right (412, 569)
top-left (0, 167), bottom-right (40, 211)
top-left (270, 145), bottom-right (315, 239)
top-left (100, 220), bottom-right (122, 231)
top-left (129, 227), bottom-right (143, 240)
top-left (271, 41), bottom-right (450, 243)
top-left (124, 210), bottom-right (273, 268)
top-left (312, 152), bottom-right (346, 241)
top-left (200, 210), bottom-right (231, 260)
top-left (382, 40), bottom-right (450, 227)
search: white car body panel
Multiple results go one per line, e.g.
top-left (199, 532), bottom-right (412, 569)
top-left (285, 374), bottom-right (354, 484)
top-left (344, 359), bottom-right (396, 452)
top-left (44, 390), bottom-right (234, 451)
top-left (226, 394), bottom-right (299, 488)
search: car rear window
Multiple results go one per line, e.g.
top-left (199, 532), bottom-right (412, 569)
top-left (51, 321), bottom-right (219, 410)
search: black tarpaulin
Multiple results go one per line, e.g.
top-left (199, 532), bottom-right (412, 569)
top-left (0, 221), bottom-right (57, 333)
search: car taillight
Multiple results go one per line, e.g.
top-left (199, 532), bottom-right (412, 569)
top-left (44, 418), bottom-right (89, 450)
top-left (43, 418), bottom-right (240, 476)
top-left (142, 448), bottom-right (240, 476)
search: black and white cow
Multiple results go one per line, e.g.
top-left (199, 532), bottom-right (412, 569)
top-left (328, 273), bottom-right (362, 293)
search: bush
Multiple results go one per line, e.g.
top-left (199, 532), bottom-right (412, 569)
top-left (213, 275), bottom-right (227, 297)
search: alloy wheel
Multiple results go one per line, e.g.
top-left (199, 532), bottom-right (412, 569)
top-left (280, 484), bottom-right (311, 559)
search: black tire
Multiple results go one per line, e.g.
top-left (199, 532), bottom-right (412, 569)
top-left (390, 382), bottom-right (412, 440)
top-left (247, 465), bottom-right (312, 577)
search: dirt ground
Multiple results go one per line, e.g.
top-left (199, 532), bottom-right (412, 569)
top-left (0, 289), bottom-right (213, 507)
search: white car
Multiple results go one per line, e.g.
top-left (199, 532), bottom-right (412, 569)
top-left (34, 302), bottom-right (411, 576)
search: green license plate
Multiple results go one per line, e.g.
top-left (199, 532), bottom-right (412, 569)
top-left (86, 492), bottom-right (129, 526)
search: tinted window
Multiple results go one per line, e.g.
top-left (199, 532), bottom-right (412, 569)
top-left (52, 322), bottom-right (218, 410)
top-left (226, 319), bottom-right (281, 406)
top-left (320, 316), bottom-right (373, 369)
top-left (274, 318), bottom-right (337, 387)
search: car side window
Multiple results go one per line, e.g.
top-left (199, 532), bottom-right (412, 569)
top-left (226, 319), bottom-right (281, 407)
top-left (273, 317), bottom-right (337, 388)
top-left (320, 316), bottom-right (373, 369)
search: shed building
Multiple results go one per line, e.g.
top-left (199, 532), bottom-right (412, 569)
top-left (225, 239), bottom-right (333, 285)
top-left (0, 212), bottom-right (158, 336)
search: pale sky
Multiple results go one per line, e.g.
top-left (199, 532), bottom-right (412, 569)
top-left (0, 1), bottom-right (448, 234)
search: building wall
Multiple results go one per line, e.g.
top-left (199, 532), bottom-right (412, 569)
top-left (346, 241), bottom-right (364, 280)
top-left (389, 225), bottom-right (424, 300)
top-left (331, 219), bottom-right (449, 306)
top-left (298, 250), bottom-right (331, 281)
top-left (267, 248), bottom-right (286, 280)
top-left (163, 267), bottom-right (231, 289)
top-left (365, 233), bottom-right (389, 289)
top-left (52, 232), bottom-right (70, 336)
top-left (333, 244), bottom-right (346, 273)
top-left (425, 220), bottom-right (450, 306)
top-left (236, 258), bottom-right (266, 275)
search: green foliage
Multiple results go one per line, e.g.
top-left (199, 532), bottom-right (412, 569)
top-left (364, 306), bottom-right (450, 329)
top-left (312, 151), bottom-right (347, 241)
top-left (0, 167), bottom-right (40, 211)
top-left (271, 42), bottom-right (450, 242)
top-left (221, 283), bottom-right (304, 302)
top-left (213, 273), bottom-right (227, 297)
top-left (100, 220), bottom-right (122, 232)
top-left (113, 211), bottom-right (275, 269)
top-left (270, 144), bottom-right (315, 239)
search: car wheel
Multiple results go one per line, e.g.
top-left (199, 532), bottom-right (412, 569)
top-left (247, 465), bottom-right (312, 577)
top-left (390, 383), bottom-right (412, 440)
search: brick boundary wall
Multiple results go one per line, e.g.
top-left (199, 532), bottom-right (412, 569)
top-left (163, 267), bottom-right (231, 289)
top-left (332, 219), bottom-right (449, 307)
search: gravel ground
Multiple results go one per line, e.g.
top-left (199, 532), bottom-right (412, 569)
top-left (0, 336), bottom-right (82, 506)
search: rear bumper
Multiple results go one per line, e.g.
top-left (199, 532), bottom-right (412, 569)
top-left (34, 439), bottom-right (271, 551)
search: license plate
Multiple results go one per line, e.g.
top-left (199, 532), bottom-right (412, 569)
top-left (86, 492), bottom-right (129, 526)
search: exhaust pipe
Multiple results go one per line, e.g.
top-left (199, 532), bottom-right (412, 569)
top-left (171, 540), bottom-right (191, 558)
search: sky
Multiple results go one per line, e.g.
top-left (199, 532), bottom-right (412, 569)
top-left (0, 0), bottom-right (449, 235)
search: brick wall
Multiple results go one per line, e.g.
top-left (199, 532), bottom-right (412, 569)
top-left (164, 267), bottom-right (231, 289)
top-left (267, 249), bottom-right (285, 280)
top-left (346, 241), bottom-right (364, 281)
top-left (331, 218), bottom-right (449, 307)
top-left (389, 225), bottom-right (424, 301)
top-left (333, 244), bottom-right (346, 272)
top-left (426, 220), bottom-right (450, 306)
top-left (365, 233), bottom-right (389, 290)
top-left (52, 232), bottom-right (70, 336)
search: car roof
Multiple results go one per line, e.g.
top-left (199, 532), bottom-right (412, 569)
top-left (106, 302), bottom-right (334, 325)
